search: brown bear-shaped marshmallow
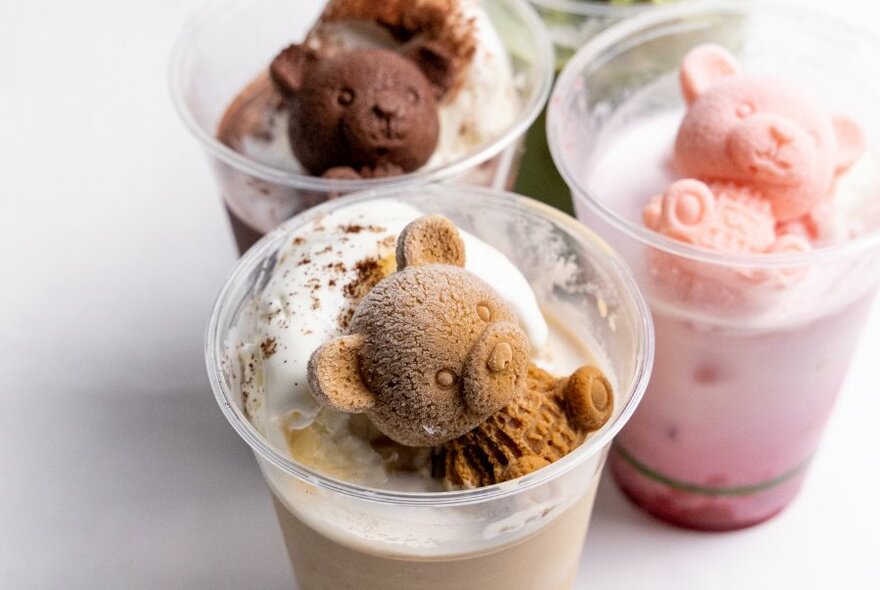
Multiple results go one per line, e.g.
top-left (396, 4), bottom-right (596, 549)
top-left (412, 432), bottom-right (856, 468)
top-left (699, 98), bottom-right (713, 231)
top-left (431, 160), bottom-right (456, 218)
top-left (307, 215), bottom-right (530, 447)
top-left (270, 41), bottom-right (454, 180)
top-left (440, 364), bottom-right (614, 488)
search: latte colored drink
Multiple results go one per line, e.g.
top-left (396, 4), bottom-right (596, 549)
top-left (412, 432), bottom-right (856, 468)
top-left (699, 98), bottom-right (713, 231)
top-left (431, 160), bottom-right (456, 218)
top-left (269, 477), bottom-right (599, 590)
top-left (205, 187), bottom-right (653, 587)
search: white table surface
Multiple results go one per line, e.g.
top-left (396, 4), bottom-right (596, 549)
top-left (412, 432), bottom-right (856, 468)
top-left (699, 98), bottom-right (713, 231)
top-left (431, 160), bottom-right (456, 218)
top-left (2, 0), bottom-right (879, 588)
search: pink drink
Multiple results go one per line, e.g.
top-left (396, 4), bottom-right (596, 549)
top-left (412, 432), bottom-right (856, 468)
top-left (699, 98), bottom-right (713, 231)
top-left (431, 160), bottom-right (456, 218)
top-left (548, 3), bottom-right (880, 530)
top-left (611, 292), bottom-right (876, 530)
top-left (585, 114), bottom-right (880, 530)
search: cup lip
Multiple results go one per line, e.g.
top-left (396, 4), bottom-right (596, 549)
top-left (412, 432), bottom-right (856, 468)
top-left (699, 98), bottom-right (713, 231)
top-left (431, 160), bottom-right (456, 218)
top-left (205, 184), bottom-right (654, 507)
top-left (169, 0), bottom-right (554, 193)
top-left (548, 0), bottom-right (880, 269)
top-left (527, 0), bottom-right (679, 18)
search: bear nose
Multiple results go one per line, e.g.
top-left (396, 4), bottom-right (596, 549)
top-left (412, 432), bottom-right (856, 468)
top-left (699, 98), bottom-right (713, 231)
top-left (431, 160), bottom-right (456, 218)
top-left (372, 94), bottom-right (403, 120)
top-left (769, 124), bottom-right (794, 147)
top-left (487, 342), bottom-right (513, 373)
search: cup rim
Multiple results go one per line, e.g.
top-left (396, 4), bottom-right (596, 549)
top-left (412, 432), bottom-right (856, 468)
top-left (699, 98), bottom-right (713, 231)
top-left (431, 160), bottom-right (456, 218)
top-left (548, 0), bottom-right (880, 269)
top-left (205, 185), bottom-right (655, 506)
top-left (169, 0), bottom-right (554, 193)
top-left (527, 0), bottom-right (679, 18)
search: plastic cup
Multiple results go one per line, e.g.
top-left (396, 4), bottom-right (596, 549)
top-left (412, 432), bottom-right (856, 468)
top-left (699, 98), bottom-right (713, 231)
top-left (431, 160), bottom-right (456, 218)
top-left (516, 1), bottom-right (698, 216)
top-left (526, 0), bottom-right (691, 69)
top-left (548, 1), bottom-right (880, 530)
top-left (171, 0), bottom-right (553, 254)
top-left (205, 185), bottom-right (653, 589)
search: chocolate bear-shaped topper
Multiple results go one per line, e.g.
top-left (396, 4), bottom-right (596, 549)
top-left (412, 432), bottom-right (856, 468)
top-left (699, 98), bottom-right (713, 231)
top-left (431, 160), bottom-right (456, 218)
top-left (674, 44), bottom-right (866, 222)
top-left (307, 215), bottom-right (530, 447)
top-left (270, 41), bottom-right (455, 180)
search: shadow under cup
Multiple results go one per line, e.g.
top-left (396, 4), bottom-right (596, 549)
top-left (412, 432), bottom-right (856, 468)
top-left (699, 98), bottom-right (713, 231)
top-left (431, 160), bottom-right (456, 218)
top-left (205, 186), bottom-right (653, 589)
top-left (171, 0), bottom-right (553, 254)
top-left (548, 2), bottom-right (880, 530)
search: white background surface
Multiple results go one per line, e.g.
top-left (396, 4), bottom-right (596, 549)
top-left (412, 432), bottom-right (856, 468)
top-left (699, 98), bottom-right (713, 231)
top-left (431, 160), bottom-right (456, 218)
top-left (1, 0), bottom-right (879, 588)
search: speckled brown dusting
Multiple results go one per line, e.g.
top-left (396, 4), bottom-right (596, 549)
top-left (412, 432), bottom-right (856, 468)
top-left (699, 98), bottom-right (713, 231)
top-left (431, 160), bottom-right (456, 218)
top-left (341, 223), bottom-right (386, 234)
top-left (260, 338), bottom-right (278, 358)
top-left (337, 308), bottom-right (355, 330)
top-left (343, 258), bottom-right (385, 301)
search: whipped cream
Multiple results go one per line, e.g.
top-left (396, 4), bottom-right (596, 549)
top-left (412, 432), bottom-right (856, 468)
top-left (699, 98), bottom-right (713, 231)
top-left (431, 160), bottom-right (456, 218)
top-left (225, 200), bottom-right (548, 453)
top-left (821, 151), bottom-right (880, 242)
top-left (426, 1), bottom-right (519, 167)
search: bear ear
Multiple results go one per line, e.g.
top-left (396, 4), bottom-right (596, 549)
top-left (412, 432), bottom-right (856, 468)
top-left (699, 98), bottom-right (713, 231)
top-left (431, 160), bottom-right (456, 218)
top-left (657, 179), bottom-right (716, 241)
top-left (401, 38), bottom-right (456, 101)
top-left (396, 215), bottom-right (466, 270)
top-left (562, 365), bottom-right (614, 433)
top-left (270, 44), bottom-right (319, 99)
top-left (680, 44), bottom-right (741, 105)
top-left (832, 115), bottom-right (867, 174)
top-left (307, 334), bottom-right (375, 413)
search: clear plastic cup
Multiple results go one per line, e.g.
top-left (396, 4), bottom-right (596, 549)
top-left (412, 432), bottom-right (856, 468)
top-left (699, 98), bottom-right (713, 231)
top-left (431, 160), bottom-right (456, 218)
top-left (526, 0), bottom-right (691, 68)
top-left (548, 1), bottom-right (880, 530)
top-left (170, 0), bottom-right (553, 253)
top-left (205, 185), bottom-right (653, 589)
top-left (515, 1), bottom-right (701, 217)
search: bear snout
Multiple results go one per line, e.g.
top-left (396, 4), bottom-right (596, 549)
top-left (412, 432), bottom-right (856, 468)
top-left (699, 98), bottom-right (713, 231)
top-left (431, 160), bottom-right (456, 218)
top-left (727, 114), bottom-right (814, 186)
top-left (344, 106), bottom-right (404, 146)
top-left (371, 91), bottom-right (407, 123)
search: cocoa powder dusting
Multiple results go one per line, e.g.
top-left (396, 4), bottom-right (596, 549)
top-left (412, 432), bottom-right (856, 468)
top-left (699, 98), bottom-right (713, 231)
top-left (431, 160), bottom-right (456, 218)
top-left (260, 338), bottom-right (278, 358)
top-left (343, 257), bottom-right (385, 301)
top-left (340, 223), bottom-right (386, 234)
top-left (338, 307), bottom-right (355, 330)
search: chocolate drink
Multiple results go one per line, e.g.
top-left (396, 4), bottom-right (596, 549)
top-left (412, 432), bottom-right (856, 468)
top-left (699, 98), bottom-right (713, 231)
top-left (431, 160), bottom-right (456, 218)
top-left (189, 0), bottom-right (547, 254)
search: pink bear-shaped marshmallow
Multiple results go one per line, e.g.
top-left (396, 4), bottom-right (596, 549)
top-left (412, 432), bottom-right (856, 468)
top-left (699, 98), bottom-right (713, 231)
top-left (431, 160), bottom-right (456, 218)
top-left (675, 44), bottom-right (866, 222)
top-left (644, 179), bottom-right (812, 288)
top-left (645, 179), bottom-right (782, 253)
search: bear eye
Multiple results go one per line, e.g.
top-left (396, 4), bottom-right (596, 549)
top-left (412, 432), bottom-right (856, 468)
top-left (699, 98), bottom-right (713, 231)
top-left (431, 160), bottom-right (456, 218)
top-left (435, 369), bottom-right (458, 389)
top-left (406, 88), bottom-right (420, 105)
top-left (736, 102), bottom-right (755, 119)
top-left (337, 88), bottom-right (355, 106)
top-left (476, 303), bottom-right (492, 322)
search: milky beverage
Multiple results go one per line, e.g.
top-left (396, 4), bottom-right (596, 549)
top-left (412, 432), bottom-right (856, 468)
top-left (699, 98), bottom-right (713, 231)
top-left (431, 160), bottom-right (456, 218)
top-left (214, 192), bottom-right (651, 588)
top-left (263, 318), bottom-right (602, 590)
top-left (584, 109), bottom-right (880, 530)
top-left (269, 478), bottom-right (598, 590)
